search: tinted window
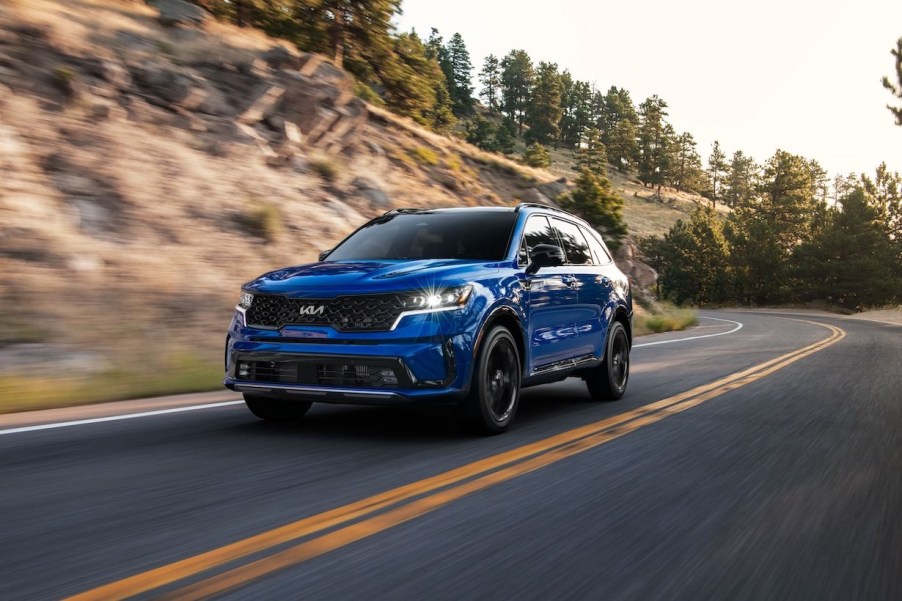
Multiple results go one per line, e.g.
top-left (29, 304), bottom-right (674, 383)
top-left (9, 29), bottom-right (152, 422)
top-left (582, 226), bottom-right (612, 264)
top-left (551, 218), bottom-right (592, 265)
top-left (326, 211), bottom-right (517, 261)
top-left (520, 215), bottom-right (558, 264)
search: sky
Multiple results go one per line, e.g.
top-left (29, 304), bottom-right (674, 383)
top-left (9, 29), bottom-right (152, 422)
top-left (395, 0), bottom-right (902, 179)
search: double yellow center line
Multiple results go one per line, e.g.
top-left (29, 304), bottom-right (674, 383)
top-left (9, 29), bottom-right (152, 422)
top-left (69, 319), bottom-right (845, 600)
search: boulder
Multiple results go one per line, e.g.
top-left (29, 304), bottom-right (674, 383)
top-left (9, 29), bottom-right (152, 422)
top-left (262, 46), bottom-right (302, 71)
top-left (351, 177), bottom-right (391, 208)
top-left (148, 0), bottom-right (208, 28)
top-left (519, 187), bottom-right (552, 205)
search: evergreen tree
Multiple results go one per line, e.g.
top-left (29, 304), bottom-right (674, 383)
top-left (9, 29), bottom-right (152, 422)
top-left (559, 170), bottom-right (628, 249)
top-left (500, 50), bottom-right (534, 136)
top-left (861, 162), bottom-right (902, 241)
top-left (724, 211), bottom-right (785, 304)
top-left (653, 207), bottom-right (731, 305)
top-left (575, 127), bottom-right (607, 177)
top-left (494, 118), bottom-right (517, 154)
top-left (671, 132), bottom-right (704, 193)
top-left (793, 189), bottom-right (901, 308)
top-left (384, 31), bottom-right (454, 130)
top-left (521, 142), bottom-right (550, 168)
top-left (465, 114), bottom-right (498, 152)
top-left (707, 140), bottom-right (728, 204)
top-left (882, 37), bottom-right (902, 125)
top-left (723, 151), bottom-right (758, 209)
top-left (599, 87), bottom-right (638, 173)
top-left (559, 74), bottom-right (592, 148)
top-left (636, 95), bottom-right (670, 192)
top-left (445, 33), bottom-right (474, 115)
top-left (525, 61), bottom-right (562, 146)
top-left (757, 149), bottom-right (819, 253)
top-left (478, 54), bottom-right (502, 112)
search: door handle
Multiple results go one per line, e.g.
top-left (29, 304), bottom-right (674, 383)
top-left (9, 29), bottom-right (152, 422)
top-left (597, 276), bottom-right (612, 286)
top-left (561, 276), bottom-right (577, 288)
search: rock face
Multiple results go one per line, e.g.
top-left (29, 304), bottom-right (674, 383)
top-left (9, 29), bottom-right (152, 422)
top-left (149, 0), bottom-right (208, 28)
top-left (614, 239), bottom-right (658, 294)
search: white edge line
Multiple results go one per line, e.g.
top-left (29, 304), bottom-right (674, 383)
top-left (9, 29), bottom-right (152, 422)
top-left (0, 401), bottom-right (244, 436)
top-left (633, 316), bottom-right (743, 348)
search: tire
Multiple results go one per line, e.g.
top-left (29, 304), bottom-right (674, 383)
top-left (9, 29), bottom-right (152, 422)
top-left (244, 394), bottom-right (312, 422)
top-left (586, 320), bottom-right (630, 401)
top-left (459, 326), bottom-right (522, 435)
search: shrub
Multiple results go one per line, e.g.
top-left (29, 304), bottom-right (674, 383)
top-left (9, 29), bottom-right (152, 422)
top-left (311, 159), bottom-right (339, 182)
top-left (408, 146), bottom-right (440, 166)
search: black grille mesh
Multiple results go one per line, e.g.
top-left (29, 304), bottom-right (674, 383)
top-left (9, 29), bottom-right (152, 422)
top-left (246, 294), bottom-right (405, 331)
top-left (238, 357), bottom-right (401, 389)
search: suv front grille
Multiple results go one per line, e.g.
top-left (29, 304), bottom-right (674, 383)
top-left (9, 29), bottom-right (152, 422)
top-left (246, 294), bottom-right (405, 331)
top-left (236, 356), bottom-right (405, 389)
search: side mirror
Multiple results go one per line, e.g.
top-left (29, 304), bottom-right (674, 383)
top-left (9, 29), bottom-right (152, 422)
top-left (318, 249), bottom-right (331, 262)
top-left (525, 244), bottom-right (565, 275)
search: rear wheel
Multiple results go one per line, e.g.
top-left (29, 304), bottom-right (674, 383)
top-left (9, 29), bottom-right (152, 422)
top-left (459, 326), bottom-right (521, 435)
top-left (244, 394), bottom-right (312, 422)
top-left (586, 320), bottom-right (629, 401)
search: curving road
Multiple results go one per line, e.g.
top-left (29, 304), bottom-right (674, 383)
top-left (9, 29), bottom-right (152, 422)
top-left (0, 311), bottom-right (900, 600)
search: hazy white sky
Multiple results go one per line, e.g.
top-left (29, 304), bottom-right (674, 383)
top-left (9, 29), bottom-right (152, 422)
top-left (396, 0), bottom-right (902, 178)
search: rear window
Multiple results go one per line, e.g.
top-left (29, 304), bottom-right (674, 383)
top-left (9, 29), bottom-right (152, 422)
top-left (326, 212), bottom-right (517, 261)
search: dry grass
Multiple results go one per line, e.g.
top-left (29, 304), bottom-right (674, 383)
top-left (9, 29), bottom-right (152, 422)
top-left (634, 302), bottom-right (698, 336)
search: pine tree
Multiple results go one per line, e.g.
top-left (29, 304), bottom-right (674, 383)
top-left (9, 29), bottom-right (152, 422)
top-left (793, 189), bottom-right (901, 308)
top-left (861, 162), bottom-right (902, 241)
top-left (882, 37), bottom-right (902, 125)
top-left (465, 114), bottom-right (498, 152)
top-left (384, 31), bottom-right (454, 130)
top-left (654, 207), bottom-right (731, 304)
top-left (521, 142), bottom-right (550, 168)
top-left (445, 33), bottom-right (473, 116)
top-left (757, 150), bottom-right (820, 253)
top-left (524, 61), bottom-right (562, 146)
top-left (478, 54), bottom-right (502, 112)
top-left (494, 118), bottom-right (517, 154)
top-left (707, 141), bottom-right (728, 204)
top-left (636, 95), bottom-right (670, 193)
top-left (559, 170), bottom-right (628, 249)
top-left (575, 127), bottom-right (607, 177)
top-left (500, 50), bottom-right (534, 136)
top-left (723, 151), bottom-right (758, 209)
top-left (599, 87), bottom-right (638, 172)
top-left (672, 132), bottom-right (704, 193)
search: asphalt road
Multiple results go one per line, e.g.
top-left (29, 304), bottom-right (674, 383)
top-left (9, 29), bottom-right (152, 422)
top-left (1, 311), bottom-right (900, 600)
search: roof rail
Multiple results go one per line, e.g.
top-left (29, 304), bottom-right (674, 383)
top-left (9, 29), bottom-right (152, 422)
top-left (514, 202), bottom-right (570, 214)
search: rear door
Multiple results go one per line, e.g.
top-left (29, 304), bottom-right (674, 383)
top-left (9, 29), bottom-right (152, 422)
top-left (550, 217), bottom-right (611, 361)
top-left (519, 215), bottom-right (578, 372)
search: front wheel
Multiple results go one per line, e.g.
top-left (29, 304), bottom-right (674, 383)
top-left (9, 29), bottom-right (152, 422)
top-left (244, 394), bottom-right (312, 422)
top-left (459, 326), bottom-right (522, 435)
top-left (586, 321), bottom-right (630, 401)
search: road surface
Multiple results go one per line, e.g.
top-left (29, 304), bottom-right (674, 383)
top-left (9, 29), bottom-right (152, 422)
top-left (0, 310), bottom-right (899, 600)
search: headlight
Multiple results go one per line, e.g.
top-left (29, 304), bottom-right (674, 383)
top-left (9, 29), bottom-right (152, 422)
top-left (239, 292), bottom-right (254, 309)
top-left (401, 285), bottom-right (472, 310)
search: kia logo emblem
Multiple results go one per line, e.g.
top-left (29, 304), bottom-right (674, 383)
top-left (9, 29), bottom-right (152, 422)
top-left (299, 305), bottom-right (325, 316)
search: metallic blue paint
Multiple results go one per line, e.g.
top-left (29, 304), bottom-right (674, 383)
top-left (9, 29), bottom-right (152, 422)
top-left (224, 206), bottom-right (632, 405)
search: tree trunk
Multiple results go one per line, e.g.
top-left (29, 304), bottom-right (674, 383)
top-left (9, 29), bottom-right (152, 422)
top-left (331, 9), bottom-right (345, 67)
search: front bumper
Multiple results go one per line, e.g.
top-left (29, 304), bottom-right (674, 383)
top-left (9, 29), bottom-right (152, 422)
top-left (225, 318), bottom-right (474, 405)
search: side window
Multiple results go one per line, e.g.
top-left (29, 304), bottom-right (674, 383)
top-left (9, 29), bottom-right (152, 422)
top-left (582, 226), bottom-right (613, 264)
top-left (520, 215), bottom-right (557, 264)
top-left (551, 218), bottom-right (592, 265)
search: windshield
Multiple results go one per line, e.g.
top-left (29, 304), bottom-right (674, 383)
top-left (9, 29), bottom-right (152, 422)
top-left (325, 211), bottom-right (518, 261)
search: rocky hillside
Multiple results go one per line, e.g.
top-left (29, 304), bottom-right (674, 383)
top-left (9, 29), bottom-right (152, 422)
top-left (0, 0), bottom-right (658, 411)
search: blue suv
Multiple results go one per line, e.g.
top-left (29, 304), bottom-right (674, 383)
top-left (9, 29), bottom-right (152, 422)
top-left (225, 203), bottom-right (632, 434)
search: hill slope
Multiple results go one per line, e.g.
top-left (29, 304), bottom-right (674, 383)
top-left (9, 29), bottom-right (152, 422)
top-left (0, 0), bottom-right (680, 411)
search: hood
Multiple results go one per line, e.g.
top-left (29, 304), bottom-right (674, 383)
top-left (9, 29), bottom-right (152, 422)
top-left (243, 259), bottom-right (497, 296)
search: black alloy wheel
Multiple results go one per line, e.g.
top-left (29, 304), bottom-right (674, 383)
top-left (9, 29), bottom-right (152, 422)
top-left (460, 326), bottom-right (522, 435)
top-left (244, 395), bottom-right (313, 421)
top-left (586, 320), bottom-right (629, 401)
